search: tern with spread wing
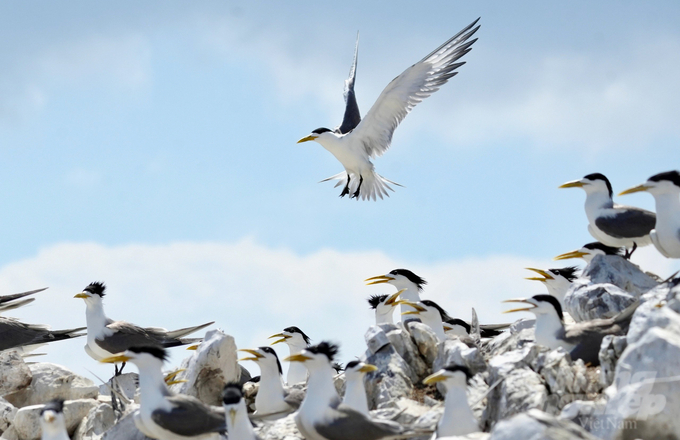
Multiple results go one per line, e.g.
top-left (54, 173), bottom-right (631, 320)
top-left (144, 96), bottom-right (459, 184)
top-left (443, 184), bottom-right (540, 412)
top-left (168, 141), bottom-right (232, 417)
top-left (298, 19), bottom-right (480, 200)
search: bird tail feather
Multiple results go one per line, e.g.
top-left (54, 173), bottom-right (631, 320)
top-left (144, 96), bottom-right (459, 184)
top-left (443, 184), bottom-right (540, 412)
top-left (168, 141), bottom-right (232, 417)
top-left (166, 321), bottom-right (214, 339)
top-left (320, 170), bottom-right (403, 201)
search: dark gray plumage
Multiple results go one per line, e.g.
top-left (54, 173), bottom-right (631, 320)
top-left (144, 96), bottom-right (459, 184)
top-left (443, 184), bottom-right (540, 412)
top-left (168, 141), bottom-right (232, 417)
top-left (0, 317), bottom-right (84, 351)
top-left (338, 33), bottom-right (361, 135)
top-left (150, 394), bottom-right (225, 437)
top-left (595, 209), bottom-right (656, 240)
top-left (0, 287), bottom-right (47, 313)
top-left (94, 321), bottom-right (206, 356)
top-left (308, 397), bottom-right (404, 440)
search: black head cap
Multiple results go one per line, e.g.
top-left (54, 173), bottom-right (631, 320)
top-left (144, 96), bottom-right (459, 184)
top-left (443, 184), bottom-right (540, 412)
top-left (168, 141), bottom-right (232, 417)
top-left (84, 281), bottom-right (106, 297)
top-left (222, 382), bottom-right (243, 405)
top-left (345, 360), bottom-right (360, 370)
top-left (388, 269), bottom-right (427, 290)
top-left (583, 242), bottom-right (624, 256)
top-left (648, 170), bottom-right (680, 187)
top-left (421, 299), bottom-right (452, 321)
top-left (442, 364), bottom-right (473, 380)
top-left (445, 318), bottom-right (471, 333)
top-left (306, 341), bottom-right (339, 362)
top-left (283, 326), bottom-right (311, 344)
top-left (259, 346), bottom-right (282, 375)
top-left (549, 266), bottom-right (579, 282)
top-left (40, 398), bottom-right (65, 415)
top-left (128, 346), bottom-right (169, 361)
top-left (368, 294), bottom-right (388, 309)
top-left (312, 127), bottom-right (332, 134)
top-left (531, 294), bottom-right (564, 321)
top-left (583, 173), bottom-right (612, 198)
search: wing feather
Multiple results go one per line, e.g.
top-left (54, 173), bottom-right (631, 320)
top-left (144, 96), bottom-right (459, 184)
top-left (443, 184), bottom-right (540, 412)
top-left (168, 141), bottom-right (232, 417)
top-left (595, 207), bottom-right (656, 239)
top-left (338, 32), bottom-right (361, 134)
top-left (151, 395), bottom-right (225, 436)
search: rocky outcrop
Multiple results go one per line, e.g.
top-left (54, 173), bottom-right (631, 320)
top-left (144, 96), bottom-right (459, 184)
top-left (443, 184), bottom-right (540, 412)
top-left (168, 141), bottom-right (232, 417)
top-left (0, 353), bottom-right (31, 397)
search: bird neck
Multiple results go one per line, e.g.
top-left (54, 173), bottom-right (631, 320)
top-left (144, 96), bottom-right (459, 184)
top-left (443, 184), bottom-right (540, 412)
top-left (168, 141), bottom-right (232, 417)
top-left (84, 301), bottom-right (109, 339)
top-left (423, 314), bottom-right (446, 342)
top-left (653, 192), bottom-right (680, 224)
top-left (584, 191), bottom-right (614, 217)
top-left (285, 342), bottom-right (310, 385)
top-left (255, 365), bottom-right (288, 414)
top-left (300, 363), bottom-right (338, 417)
top-left (137, 363), bottom-right (173, 414)
top-left (533, 313), bottom-right (566, 350)
top-left (375, 308), bottom-right (394, 325)
top-left (41, 420), bottom-right (70, 440)
top-left (438, 385), bottom-right (478, 436)
top-left (398, 289), bottom-right (422, 323)
top-left (545, 282), bottom-right (569, 306)
top-left (343, 375), bottom-right (369, 415)
top-left (226, 403), bottom-right (257, 440)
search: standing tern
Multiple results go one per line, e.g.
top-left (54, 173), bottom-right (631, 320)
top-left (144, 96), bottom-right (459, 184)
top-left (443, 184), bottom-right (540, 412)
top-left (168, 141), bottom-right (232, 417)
top-left (222, 383), bottom-right (261, 440)
top-left (366, 269), bottom-right (427, 322)
top-left (269, 326), bottom-right (311, 385)
top-left (238, 346), bottom-right (303, 419)
top-left (620, 170), bottom-right (680, 258)
top-left (400, 299), bottom-right (449, 342)
top-left (285, 341), bottom-right (410, 440)
top-left (554, 242), bottom-right (624, 263)
top-left (559, 173), bottom-right (655, 257)
top-left (39, 399), bottom-right (69, 440)
top-left (75, 282), bottom-right (213, 373)
top-left (367, 289), bottom-right (405, 325)
top-left (342, 360), bottom-right (377, 416)
top-left (423, 365), bottom-right (479, 437)
top-left (0, 287), bottom-right (47, 314)
top-left (503, 295), bottom-right (638, 365)
top-left (297, 19), bottom-right (480, 200)
top-left (101, 346), bottom-right (225, 440)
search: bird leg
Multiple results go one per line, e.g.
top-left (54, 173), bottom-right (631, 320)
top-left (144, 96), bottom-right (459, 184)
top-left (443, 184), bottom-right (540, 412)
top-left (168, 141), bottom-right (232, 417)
top-left (339, 175), bottom-right (351, 198)
top-left (351, 175), bottom-right (364, 199)
top-left (624, 242), bottom-right (638, 259)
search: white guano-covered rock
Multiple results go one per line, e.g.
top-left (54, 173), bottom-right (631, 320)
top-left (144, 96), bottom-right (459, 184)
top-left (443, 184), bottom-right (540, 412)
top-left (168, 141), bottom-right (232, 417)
top-left (72, 401), bottom-right (116, 440)
top-left (0, 398), bottom-right (17, 433)
top-left (0, 352), bottom-right (32, 397)
top-left (101, 406), bottom-right (153, 440)
top-left (169, 329), bottom-right (240, 406)
top-left (254, 412), bottom-right (302, 440)
top-left (434, 339), bottom-right (486, 377)
top-left (10, 399), bottom-right (98, 440)
top-left (406, 322), bottom-right (439, 366)
top-left (489, 408), bottom-right (598, 440)
top-left (3, 363), bottom-right (98, 408)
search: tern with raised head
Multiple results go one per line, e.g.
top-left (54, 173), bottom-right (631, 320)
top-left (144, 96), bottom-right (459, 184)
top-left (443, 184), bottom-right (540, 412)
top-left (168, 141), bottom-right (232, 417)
top-left (366, 269), bottom-right (427, 321)
top-left (269, 326), bottom-right (311, 385)
top-left (367, 289), bottom-right (405, 325)
top-left (423, 365), bottom-right (479, 437)
top-left (525, 267), bottom-right (578, 307)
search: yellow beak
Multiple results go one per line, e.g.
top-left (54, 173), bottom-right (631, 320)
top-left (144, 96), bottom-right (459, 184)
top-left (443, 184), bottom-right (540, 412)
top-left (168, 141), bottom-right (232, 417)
top-left (396, 300), bottom-right (427, 312)
top-left (385, 289), bottom-right (406, 306)
top-left (502, 298), bottom-right (537, 313)
top-left (297, 135), bottom-right (316, 143)
top-left (283, 353), bottom-right (312, 363)
top-left (525, 268), bottom-right (553, 281)
top-left (364, 275), bottom-right (393, 285)
top-left (74, 292), bottom-right (89, 299)
top-left (100, 354), bottom-right (131, 364)
top-left (423, 370), bottom-right (448, 385)
top-left (619, 184), bottom-right (650, 196)
top-left (358, 364), bottom-right (378, 373)
top-left (559, 180), bottom-right (585, 189)
top-left (554, 250), bottom-right (587, 261)
top-left (186, 344), bottom-right (200, 350)
top-left (268, 333), bottom-right (290, 345)
top-left (238, 349), bottom-right (264, 362)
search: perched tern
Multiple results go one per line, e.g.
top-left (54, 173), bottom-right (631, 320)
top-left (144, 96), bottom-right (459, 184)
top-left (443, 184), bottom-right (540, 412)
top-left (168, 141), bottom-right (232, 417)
top-left (400, 299), bottom-right (450, 342)
top-left (366, 269), bottom-right (427, 321)
top-left (554, 242), bottom-right (624, 263)
top-left (443, 318), bottom-right (507, 339)
top-left (620, 170), bottom-right (680, 258)
top-left (525, 267), bottom-right (578, 307)
top-left (222, 383), bottom-right (261, 440)
top-left (75, 282), bottom-right (213, 373)
top-left (238, 346), bottom-right (303, 419)
top-left (342, 360), bottom-right (377, 415)
top-left (286, 341), bottom-right (408, 440)
top-left (101, 346), bottom-right (225, 440)
top-left (503, 295), bottom-right (638, 365)
top-left (298, 19), bottom-right (480, 200)
top-left (367, 289), bottom-right (405, 325)
top-left (0, 287), bottom-right (47, 314)
top-left (0, 317), bottom-right (84, 352)
top-left (39, 399), bottom-right (69, 440)
top-left (269, 326), bottom-right (311, 385)
top-left (423, 365), bottom-right (479, 437)
top-left (559, 173), bottom-right (655, 257)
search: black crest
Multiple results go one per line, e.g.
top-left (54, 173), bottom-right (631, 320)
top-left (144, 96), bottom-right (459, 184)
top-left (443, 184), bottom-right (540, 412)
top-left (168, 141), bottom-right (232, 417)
top-left (549, 266), bottom-right (579, 282)
top-left (367, 294), bottom-right (388, 309)
top-left (222, 382), bottom-right (243, 405)
top-left (583, 242), bottom-right (624, 256)
top-left (583, 173), bottom-right (612, 198)
top-left (532, 295), bottom-right (564, 321)
top-left (442, 364), bottom-right (473, 380)
top-left (312, 127), bottom-right (332, 134)
top-left (421, 299), bottom-right (452, 321)
top-left (445, 318), bottom-right (471, 333)
top-left (389, 269), bottom-right (427, 290)
top-left (649, 170), bottom-right (680, 187)
top-left (84, 281), bottom-right (106, 297)
top-left (332, 362), bottom-right (344, 373)
top-left (307, 341), bottom-right (339, 362)
top-left (283, 326), bottom-right (311, 344)
top-left (40, 398), bottom-right (65, 415)
top-left (128, 346), bottom-right (169, 361)
top-left (345, 360), bottom-right (361, 370)
top-left (259, 346), bottom-right (282, 375)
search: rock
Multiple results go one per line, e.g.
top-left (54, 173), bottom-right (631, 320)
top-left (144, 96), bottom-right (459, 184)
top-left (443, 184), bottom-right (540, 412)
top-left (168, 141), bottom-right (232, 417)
top-left (0, 398), bottom-right (17, 433)
top-left (531, 348), bottom-right (600, 409)
top-left (72, 402), bottom-right (116, 440)
top-left (365, 326), bottom-right (391, 355)
top-left (627, 295), bottom-right (680, 345)
top-left (3, 363), bottom-right (98, 408)
top-left (482, 325), bottom-right (535, 359)
top-left (169, 329), bottom-right (241, 406)
top-left (582, 254), bottom-right (659, 296)
top-left (364, 343), bottom-right (414, 410)
top-left (434, 339), bottom-right (487, 378)
top-left (406, 322), bottom-right (439, 366)
top-left (10, 399), bottom-right (98, 440)
top-left (559, 398), bottom-right (608, 433)
top-left (485, 367), bottom-right (549, 428)
top-left (101, 406), bottom-right (153, 440)
top-left (598, 335), bottom-right (627, 387)
top-left (98, 373), bottom-right (138, 401)
top-left (564, 284), bottom-right (636, 322)
top-left (383, 324), bottom-right (429, 381)
top-left (254, 412), bottom-right (302, 440)
top-left (0, 352), bottom-right (32, 397)
top-left (593, 327), bottom-right (680, 440)
top-left (489, 408), bottom-right (598, 440)
top-left (372, 397), bottom-right (433, 427)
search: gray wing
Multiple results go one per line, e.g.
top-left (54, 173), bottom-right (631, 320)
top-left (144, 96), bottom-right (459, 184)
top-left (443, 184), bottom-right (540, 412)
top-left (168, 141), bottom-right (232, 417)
top-left (595, 207), bottom-right (655, 239)
top-left (0, 287), bottom-right (47, 313)
top-left (314, 402), bottom-right (404, 440)
top-left (95, 321), bottom-right (178, 354)
top-left (0, 287), bottom-right (47, 305)
top-left (151, 394), bottom-right (225, 436)
top-left (0, 318), bottom-right (83, 351)
top-left (338, 32), bottom-right (361, 134)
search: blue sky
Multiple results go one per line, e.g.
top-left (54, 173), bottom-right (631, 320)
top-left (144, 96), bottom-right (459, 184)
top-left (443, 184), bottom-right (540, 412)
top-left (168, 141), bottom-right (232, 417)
top-left (1, 1), bottom-right (680, 378)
